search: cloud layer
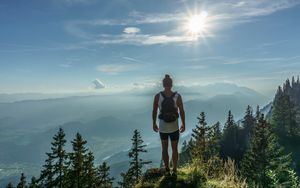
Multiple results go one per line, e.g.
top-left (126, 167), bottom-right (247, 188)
top-left (96, 63), bottom-right (138, 74)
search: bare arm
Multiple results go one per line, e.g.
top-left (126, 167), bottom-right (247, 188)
top-left (152, 94), bottom-right (159, 132)
top-left (177, 94), bottom-right (186, 133)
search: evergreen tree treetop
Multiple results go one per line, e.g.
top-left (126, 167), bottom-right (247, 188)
top-left (83, 151), bottom-right (97, 188)
top-left (224, 110), bottom-right (235, 130)
top-left (211, 121), bottom-right (222, 156)
top-left (69, 132), bottom-right (89, 188)
top-left (119, 129), bottom-right (151, 188)
top-left (6, 182), bottom-right (14, 188)
top-left (272, 92), bottom-right (298, 137)
top-left (220, 111), bottom-right (240, 161)
top-left (255, 105), bottom-right (260, 120)
top-left (97, 161), bottom-right (114, 188)
top-left (28, 176), bottom-right (38, 188)
top-left (38, 152), bottom-right (54, 188)
top-left (242, 105), bottom-right (255, 132)
top-left (16, 173), bottom-right (26, 188)
top-left (49, 127), bottom-right (68, 188)
top-left (190, 112), bottom-right (221, 163)
top-left (292, 76), bottom-right (296, 87)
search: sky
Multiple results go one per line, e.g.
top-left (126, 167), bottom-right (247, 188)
top-left (0, 0), bottom-right (300, 96)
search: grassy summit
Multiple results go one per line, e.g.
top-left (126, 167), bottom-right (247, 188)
top-left (135, 159), bottom-right (247, 188)
top-left (135, 168), bottom-right (206, 188)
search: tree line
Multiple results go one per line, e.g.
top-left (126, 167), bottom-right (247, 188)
top-left (6, 128), bottom-right (150, 188)
top-left (179, 103), bottom-right (300, 187)
top-left (6, 128), bottom-right (114, 188)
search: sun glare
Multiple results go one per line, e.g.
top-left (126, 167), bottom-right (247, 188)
top-left (186, 11), bottom-right (208, 36)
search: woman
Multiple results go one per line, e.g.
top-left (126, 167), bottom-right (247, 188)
top-left (152, 74), bottom-right (185, 175)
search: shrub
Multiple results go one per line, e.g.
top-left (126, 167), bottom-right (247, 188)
top-left (206, 156), bottom-right (223, 178)
top-left (142, 168), bottom-right (164, 183)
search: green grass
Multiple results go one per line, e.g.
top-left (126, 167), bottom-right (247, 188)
top-left (135, 160), bottom-right (248, 188)
top-left (204, 179), bottom-right (246, 188)
top-left (135, 168), bottom-right (206, 188)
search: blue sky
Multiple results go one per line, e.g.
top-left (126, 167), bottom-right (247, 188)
top-left (0, 0), bottom-right (300, 95)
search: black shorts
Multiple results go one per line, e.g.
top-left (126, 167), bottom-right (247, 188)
top-left (159, 130), bottom-right (179, 141)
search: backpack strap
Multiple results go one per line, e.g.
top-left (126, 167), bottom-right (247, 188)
top-left (160, 91), bottom-right (166, 98)
top-left (160, 91), bottom-right (177, 98)
top-left (171, 91), bottom-right (177, 98)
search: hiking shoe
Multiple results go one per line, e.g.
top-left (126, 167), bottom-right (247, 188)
top-left (164, 168), bottom-right (171, 176)
top-left (171, 169), bottom-right (177, 178)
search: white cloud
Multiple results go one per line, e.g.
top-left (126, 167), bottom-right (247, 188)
top-left (207, 0), bottom-right (299, 18)
top-left (93, 34), bottom-right (202, 45)
top-left (59, 62), bottom-right (72, 68)
top-left (122, 56), bottom-right (144, 63)
top-left (63, 11), bottom-right (209, 43)
top-left (63, 0), bottom-right (299, 45)
top-left (130, 11), bottom-right (183, 24)
top-left (233, 1), bottom-right (246, 7)
top-left (223, 61), bottom-right (242, 65)
top-left (132, 81), bottom-right (160, 88)
top-left (221, 56), bottom-right (297, 66)
top-left (92, 79), bottom-right (105, 89)
top-left (96, 63), bottom-right (138, 74)
top-left (123, 27), bottom-right (140, 34)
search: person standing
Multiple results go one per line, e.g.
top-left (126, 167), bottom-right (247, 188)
top-left (152, 74), bottom-right (186, 175)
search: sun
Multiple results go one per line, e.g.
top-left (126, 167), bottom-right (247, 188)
top-left (185, 11), bottom-right (208, 36)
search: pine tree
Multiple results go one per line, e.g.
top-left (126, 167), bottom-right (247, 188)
top-left (6, 182), bottom-right (14, 188)
top-left (272, 86), bottom-right (286, 136)
top-left (17, 173), bottom-right (27, 188)
top-left (96, 162), bottom-right (114, 188)
top-left (191, 112), bottom-right (213, 162)
top-left (241, 114), bottom-right (294, 187)
top-left (292, 76), bottom-right (296, 87)
top-left (118, 172), bottom-right (131, 188)
top-left (239, 106), bottom-right (256, 159)
top-left (68, 133), bottom-right (88, 188)
top-left (284, 79), bottom-right (292, 95)
top-left (272, 90), bottom-right (298, 137)
top-left (119, 129), bottom-right (151, 187)
top-left (210, 121), bottom-right (222, 156)
top-left (285, 95), bottom-right (298, 137)
top-left (38, 153), bottom-right (54, 188)
top-left (50, 127), bottom-right (68, 188)
top-left (28, 177), bottom-right (38, 188)
top-left (179, 139), bottom-right (192, 165)
top-left (242, 105), bottom-right (256, 134)
top-left (83, 151), bottom-right (97, 188)
top-left (220, 111), bottom-right (239, 161)
top-left (255, 105), bottom-right (261, 121)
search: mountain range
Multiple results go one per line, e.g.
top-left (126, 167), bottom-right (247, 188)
top-left (0, 83), bottom-right (269, 186)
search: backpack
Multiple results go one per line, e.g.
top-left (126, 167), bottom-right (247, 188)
top-left (158, 91), bottom-right (179, 123)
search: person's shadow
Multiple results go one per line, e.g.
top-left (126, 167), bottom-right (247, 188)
top-left (157, 174), bottom-right (195, 188)
top-left (159, 174), bottom-right (178, 188)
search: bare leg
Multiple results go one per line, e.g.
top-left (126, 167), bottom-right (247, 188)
top-left (161, 139), bottom-right (169, 170)
top-left (171, 140), bottom-right (179, 172)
